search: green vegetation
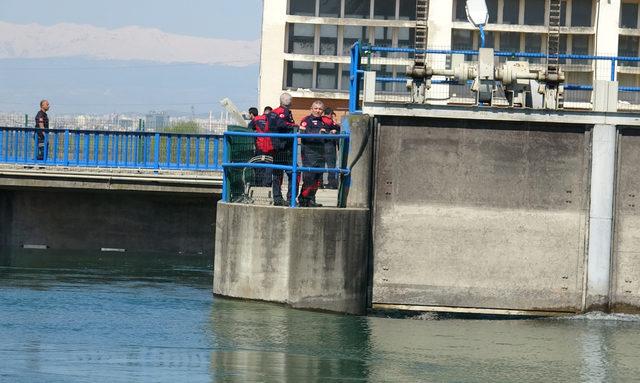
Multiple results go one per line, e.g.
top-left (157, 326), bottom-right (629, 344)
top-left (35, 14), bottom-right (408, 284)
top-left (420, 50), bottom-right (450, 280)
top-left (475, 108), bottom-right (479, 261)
top-left (163, 121), bottom-right (201, 134)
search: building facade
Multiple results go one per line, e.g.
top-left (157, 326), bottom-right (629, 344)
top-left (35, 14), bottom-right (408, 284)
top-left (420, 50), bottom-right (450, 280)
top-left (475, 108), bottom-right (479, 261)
top-left (259, 0), bottom-right (640, 117)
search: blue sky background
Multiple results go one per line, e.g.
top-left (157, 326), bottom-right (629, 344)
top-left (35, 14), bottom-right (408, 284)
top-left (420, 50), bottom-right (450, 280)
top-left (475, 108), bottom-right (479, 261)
top-left (0, 1), bottom-right (263, 116)
top-left (0, 0), bottom-right (261, 40)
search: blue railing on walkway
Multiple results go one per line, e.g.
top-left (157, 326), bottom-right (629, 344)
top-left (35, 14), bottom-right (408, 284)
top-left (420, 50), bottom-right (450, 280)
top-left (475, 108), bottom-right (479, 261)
top-left (349, 41), bottom-right (640, 113)
top-left (222, 131), bottom-right (350, 208)
top-left (0, 126), bottom-right (223, 171)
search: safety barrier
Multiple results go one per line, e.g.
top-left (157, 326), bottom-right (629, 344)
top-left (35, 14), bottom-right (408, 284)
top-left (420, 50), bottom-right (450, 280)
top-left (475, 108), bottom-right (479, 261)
top-left (222, 130), bottom-right (350, 208)
top-left (0, 126), bottom-right (223, 171)
top-left (349, 41), bottom-right (640, 113)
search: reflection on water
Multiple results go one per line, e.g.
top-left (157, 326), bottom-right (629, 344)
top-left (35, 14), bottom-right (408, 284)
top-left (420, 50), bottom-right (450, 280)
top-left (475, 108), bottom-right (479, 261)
top-left (2, 249), bottom-right (640, 382)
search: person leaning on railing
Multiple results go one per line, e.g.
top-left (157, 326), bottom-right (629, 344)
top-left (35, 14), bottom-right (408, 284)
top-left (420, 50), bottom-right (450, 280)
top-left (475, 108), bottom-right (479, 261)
top-left (269, 93), bottom-right (297, 206)
top-left (248, 106), bottom-right (275, 187)
top-left (297, 100), bottom-right (328, 208)
top-left (35, 99), bottom-right (50, 160)
top-left (321, 107), bottom-right (340, 190)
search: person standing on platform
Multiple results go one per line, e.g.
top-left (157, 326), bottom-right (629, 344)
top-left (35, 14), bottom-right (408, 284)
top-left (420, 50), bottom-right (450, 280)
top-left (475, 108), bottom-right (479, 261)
top-left (35, 99), bottom-right (50, 161)
top-left (297, 100), bottom-right (328, 207)
top-left (321, 107), bottom-right (340, 189)
top-left (270, 93), bottom-right (297, 206)
top-left (248, 107), bottom-right (274, 187)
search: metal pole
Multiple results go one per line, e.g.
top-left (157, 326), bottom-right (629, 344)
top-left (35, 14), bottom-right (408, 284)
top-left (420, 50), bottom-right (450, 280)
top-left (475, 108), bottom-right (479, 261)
top-left (290, 134), bottom-right (299, 208)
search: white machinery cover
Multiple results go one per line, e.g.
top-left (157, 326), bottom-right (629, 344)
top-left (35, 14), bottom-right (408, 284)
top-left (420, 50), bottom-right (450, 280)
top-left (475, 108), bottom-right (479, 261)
top-left (465, 0), bottom-right (489, 26)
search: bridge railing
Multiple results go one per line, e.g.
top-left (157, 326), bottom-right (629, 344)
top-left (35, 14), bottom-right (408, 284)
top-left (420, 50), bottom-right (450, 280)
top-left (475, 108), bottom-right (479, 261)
top-left (221, 130), bottom-right (350, 208)
top-left (0, 127), bottom-right (223, 171)
top-left (349, 41), bottom-right (640, 113)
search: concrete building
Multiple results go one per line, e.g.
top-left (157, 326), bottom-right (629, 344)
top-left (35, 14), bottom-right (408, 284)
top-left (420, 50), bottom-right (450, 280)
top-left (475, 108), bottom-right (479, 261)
top-left (259, 0), bottom-right (637, 119)
top-left (145, 111), bottom-right (169, 131)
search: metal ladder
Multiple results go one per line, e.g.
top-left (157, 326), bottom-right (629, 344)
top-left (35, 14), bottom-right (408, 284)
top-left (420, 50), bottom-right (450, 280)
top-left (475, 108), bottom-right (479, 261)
top-left (546, 0), bottom-right (563, 107)
top-left (414, 0), bottom-right (429, 71)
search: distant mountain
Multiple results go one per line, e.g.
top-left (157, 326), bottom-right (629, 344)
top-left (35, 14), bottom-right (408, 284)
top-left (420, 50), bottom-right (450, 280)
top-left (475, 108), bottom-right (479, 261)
top-left (0, 21), bottom-right (259, 67)
top-left (0, 22), bottom-right (262, 115)
top-left (0, 58), bottom-right (259, 115)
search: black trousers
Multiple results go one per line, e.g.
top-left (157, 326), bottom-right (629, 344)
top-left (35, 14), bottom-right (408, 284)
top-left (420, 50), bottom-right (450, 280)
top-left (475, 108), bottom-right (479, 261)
top-left (299, 145), bottom-right (324, 200)
top-left (323, 141), bottom-right (338, 188)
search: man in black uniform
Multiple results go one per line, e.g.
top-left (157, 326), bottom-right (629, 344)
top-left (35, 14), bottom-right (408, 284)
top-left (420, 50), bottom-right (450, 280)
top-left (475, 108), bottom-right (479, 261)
top-left (297, 100), bottom-right (328, 207)
top-left (35, 99), bottom-right (50, 160)
top-left (270, 93), bottom-right (297, 206)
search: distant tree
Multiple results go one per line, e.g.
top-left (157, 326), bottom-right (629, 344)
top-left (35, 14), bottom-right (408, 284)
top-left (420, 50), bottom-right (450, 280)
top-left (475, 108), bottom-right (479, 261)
top-left (164, 121), bottom-right (201, 134)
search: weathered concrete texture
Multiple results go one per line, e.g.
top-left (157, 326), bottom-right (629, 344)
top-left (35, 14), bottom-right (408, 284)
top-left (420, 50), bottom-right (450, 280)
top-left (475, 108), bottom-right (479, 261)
top-left (1, 188), bottom-right (217, 255)
top-left (0, 190), bottom-right (12, 254)
top-left (612, 130), bottom-right (640, 313)
top-left (372, 118), bottom-right (590, 312)
top-left (343, 114), bottom-right (373, 208)
top-left (214, 203), bottom-right (370, 315)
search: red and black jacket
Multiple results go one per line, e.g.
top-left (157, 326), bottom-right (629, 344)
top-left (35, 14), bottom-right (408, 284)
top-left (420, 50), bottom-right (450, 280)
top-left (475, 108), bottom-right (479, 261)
top-left (249, 114), bottom-right (274, 154)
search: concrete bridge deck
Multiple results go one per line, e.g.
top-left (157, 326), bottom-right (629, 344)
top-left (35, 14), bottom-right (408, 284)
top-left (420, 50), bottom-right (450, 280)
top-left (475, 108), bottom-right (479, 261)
top-left (0, 164), bottom-right (222, 194)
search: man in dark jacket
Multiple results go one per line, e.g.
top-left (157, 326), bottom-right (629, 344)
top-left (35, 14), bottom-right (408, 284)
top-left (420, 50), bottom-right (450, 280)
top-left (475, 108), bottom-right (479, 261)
top-left (321, 107), bottom-right (340, 189)
top-left (297, 100), bottom-right (328, 207)
top-left (248, 107), bottom-right (274, 186)
top-left (35, 99), bottom-right (50, 160)
top-left (270, 93), bottom-right (297, 206)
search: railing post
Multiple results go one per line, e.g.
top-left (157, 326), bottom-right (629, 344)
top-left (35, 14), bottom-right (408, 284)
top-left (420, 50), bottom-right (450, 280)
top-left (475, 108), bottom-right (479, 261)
top-left (290, 134), bottom-right (298, 208)
top-left (349, 40), bottom-right (361, 113)
top-left (63, 129), bottom-right (69, 166)
top-left (222, 135), bottom-right (230, 202)
top-left (611, 58), bottom-right (616, 82)
top-left (154, 132), bottom-right (160, 169)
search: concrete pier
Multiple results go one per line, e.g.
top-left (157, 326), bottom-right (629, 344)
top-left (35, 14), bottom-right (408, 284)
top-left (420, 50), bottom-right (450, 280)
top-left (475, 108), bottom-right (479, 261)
top-left (213, 203), bottom-right (370, 315)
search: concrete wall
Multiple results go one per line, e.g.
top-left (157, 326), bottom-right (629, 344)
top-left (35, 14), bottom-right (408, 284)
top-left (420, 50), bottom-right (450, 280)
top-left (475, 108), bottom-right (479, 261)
top-left (612, 129), bottom-right (640, 312)
top-left (0, 188), bottom-right (217, 256)
top-left (214, 203), bottom-right (370, 315)
top-left (371, 117), bottom-right (591, 312)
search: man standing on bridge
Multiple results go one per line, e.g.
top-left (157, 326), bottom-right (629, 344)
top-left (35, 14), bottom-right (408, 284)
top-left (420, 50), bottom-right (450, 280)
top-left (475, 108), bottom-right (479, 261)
top-left (270, 93), bottom-right (297, 206)
top-left (35, 99), bottom-right (50, 161)
top-left (297, 100), bottom-right (328, 207)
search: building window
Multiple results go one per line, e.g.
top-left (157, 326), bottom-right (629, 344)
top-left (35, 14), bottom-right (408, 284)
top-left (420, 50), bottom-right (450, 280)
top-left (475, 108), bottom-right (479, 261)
top-left (286, 61), bottom-right (314, 88)
top-left (372, 65), bottom-right (394, 91)
top-left (619, 36), bottom-right (640, 67)
top-left (343, 26), bottom-right (369, 54)
top-left (320, 25), bottom-right (338, 55)
top-left (452, 29), bottom-right (473, 50)
top-left (571, 35), bottom-right (589, 65)
top-left (319, 0), bottom-right (341, 17)
top-left (524, 0), bottom-right (545, 25)
top-left (560, 0), bottom-right (567, 26)
top-left (316, 63), bottom-right (339, 89)
top-left (503, 0), bottom-right (519, 24)
top-left (571, 0), bottom-right (592, 27)
top-left (486, 0), bottom-right (498, 23)
top-left (454, 0), bottom-right (467, 21)
top-left (500, 32), bottom-right (520, 53)
top-left (559, 35), bottom-right (567, 63)
top-left (341, 65), bottom-right (351, 90)
top-left (525, 33), bottom-right (542, 63)
top-left (288, 23), bottom-right (315, 54)
top-left (398, 28), bottom-right (415, 48)
top-left (290, 0), bottom-right (317, 16)
top-left (373, 26), bottom-right (393, 56)
top-left (483, 31), bottom-right (495, 48)
top-left (375, 0), bottom-right (396, 19)
top-left (620, 2), bottom-right (639, 28)
top-left (345, 0), bottom-right (370, 18)
top-left (399, 0), bottom-right (417, 20)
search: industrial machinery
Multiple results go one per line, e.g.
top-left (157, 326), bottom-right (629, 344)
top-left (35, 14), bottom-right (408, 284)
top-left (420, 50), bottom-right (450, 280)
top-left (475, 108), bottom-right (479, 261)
top-left (406, 0), bottom-right (565, 109)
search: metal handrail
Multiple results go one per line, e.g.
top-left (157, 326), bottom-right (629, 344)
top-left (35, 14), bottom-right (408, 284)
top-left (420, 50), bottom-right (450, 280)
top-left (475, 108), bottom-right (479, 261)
top-left (350, 42), bottom-right (640, 113)
top-left (0, 126), bottom-right (223, 171)
top-left (221, 130), bottom-right (351, 208)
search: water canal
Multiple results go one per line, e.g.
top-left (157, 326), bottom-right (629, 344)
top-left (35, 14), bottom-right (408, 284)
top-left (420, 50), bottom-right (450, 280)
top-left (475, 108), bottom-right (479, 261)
top-left (1, 250), bottom-right (640, 382)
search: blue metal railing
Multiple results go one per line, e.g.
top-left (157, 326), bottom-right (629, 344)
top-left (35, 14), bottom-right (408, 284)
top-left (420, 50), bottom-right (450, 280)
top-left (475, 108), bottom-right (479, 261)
top-left (349, 43), bottom-right (640, 113)
top-left (221, 131), bottom-right (350, 208)
top-left (0, 126), bottom-right (223, 171)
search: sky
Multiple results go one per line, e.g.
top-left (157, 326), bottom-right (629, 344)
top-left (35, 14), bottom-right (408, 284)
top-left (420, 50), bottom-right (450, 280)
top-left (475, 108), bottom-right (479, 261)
top-left (0, 0), bottom-right (263, 116)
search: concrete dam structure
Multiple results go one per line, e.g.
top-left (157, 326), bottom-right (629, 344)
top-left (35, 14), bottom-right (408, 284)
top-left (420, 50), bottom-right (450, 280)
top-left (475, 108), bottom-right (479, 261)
top-left (214, 107), bottom-right (640, 316)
